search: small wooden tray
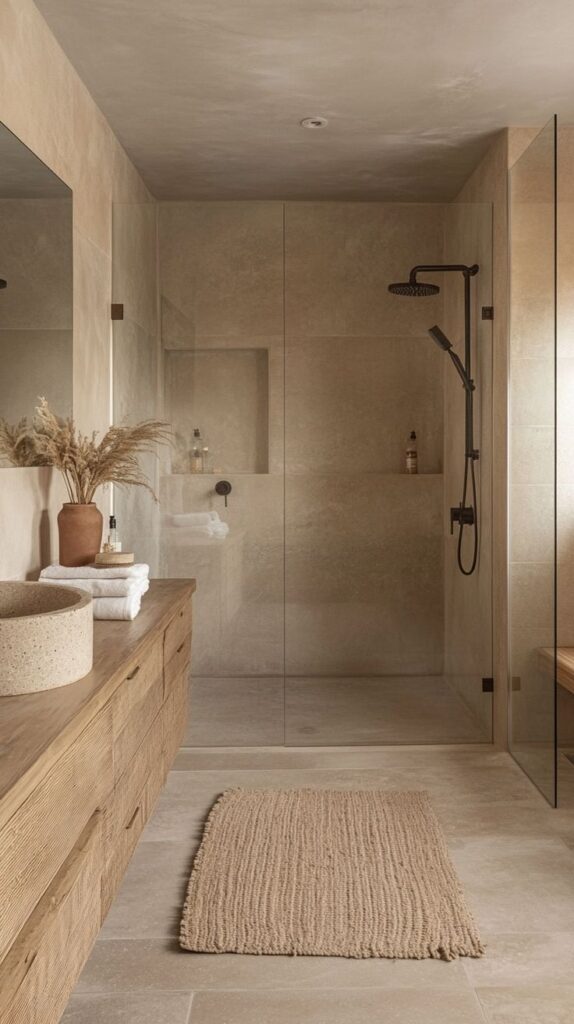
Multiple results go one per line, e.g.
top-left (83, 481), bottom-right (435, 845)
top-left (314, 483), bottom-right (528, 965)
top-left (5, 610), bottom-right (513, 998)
top-left (94, 551), bottom-right (135, 567)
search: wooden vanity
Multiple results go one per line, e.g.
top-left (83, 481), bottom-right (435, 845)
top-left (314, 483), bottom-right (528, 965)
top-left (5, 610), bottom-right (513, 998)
top-left (0, 578), bottom-right (195, 1023)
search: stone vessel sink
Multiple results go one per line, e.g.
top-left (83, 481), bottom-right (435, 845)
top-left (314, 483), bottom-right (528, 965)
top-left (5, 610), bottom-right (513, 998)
top-left (0, 582), bottom-right (93, 696)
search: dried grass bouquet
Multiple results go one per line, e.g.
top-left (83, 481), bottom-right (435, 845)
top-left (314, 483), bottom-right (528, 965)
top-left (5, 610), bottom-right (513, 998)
top-left (0, 398), bottom-right (170, 503)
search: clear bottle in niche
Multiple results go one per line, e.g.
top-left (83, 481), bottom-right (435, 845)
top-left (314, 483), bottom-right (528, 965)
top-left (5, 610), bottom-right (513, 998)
top-left (406, 430), bottom-right (418, 474)
top-left (190, 428), bottom-right (204, 473)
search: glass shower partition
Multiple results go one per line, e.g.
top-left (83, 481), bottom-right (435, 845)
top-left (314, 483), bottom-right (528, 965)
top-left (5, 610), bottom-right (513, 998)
top-left (508, 117), bottom-right (557, 804)
top-left (282, 202), bottom-right (494, 745)
top-left (147, 199), bottom-right (494, 747)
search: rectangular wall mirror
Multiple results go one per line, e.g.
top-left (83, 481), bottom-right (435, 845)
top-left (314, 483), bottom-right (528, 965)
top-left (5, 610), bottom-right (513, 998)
top-left (0, 122), bottom-right (72, 466)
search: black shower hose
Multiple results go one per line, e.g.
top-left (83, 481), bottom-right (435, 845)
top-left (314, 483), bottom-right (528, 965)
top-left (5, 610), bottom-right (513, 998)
top-left (457, 455), bottom-right (479, 576)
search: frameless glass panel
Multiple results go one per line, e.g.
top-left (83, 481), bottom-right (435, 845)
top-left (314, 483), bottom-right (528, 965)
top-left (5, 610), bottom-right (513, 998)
top-left (155, 202), bottom-right (285, 746)
top-left (112, 201), bottom-right (161, 574)
top-left (283, 201), bottom-right (493, 745)
top-left (509, 117), bottom-right (557, 805)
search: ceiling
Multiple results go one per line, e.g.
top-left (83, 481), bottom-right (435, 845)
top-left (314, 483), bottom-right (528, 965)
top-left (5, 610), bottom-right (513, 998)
top-left (35, 0), bottom-right (574, 201)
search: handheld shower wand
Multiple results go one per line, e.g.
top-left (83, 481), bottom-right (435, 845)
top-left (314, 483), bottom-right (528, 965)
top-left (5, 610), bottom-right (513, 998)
top-left (389, 263), bottom-right (480, 576)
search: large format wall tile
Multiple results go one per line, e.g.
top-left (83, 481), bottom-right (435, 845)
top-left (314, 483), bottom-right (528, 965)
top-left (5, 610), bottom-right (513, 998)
top-left (159, 202), bottom-right (284, 337)
top-left (285, 202), bottom-right (445, 336)
top-left (112, 201), bottom-right (158, 335)
top-left (160, 473), bottom-right (284, 676)
top-left (286, 335), bottom-right (443, 474)
top-left (285, 473), bottom-right (443, 675)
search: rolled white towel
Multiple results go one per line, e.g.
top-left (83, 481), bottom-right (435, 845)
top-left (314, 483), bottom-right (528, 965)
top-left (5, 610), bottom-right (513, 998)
top-left (92, 593), bottom-right (143, 620)
top-left (170, 511), bottom-right (222, 527)
top-left (38, 576), bottom-right (150, 599)
top-left (40, 563), bottom-right (149, 580)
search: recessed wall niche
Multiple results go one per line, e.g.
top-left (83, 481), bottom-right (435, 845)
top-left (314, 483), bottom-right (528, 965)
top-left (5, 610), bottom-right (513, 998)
top-left (165, 347), bottom-right (270, 474)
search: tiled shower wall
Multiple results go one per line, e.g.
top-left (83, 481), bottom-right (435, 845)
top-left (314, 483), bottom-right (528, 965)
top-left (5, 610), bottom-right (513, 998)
top-left (158, 201), bottom-right (447, 684)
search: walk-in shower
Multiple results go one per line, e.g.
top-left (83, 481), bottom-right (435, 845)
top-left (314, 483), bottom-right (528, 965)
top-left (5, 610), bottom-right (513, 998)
top-left (388, 263), bottom-right (480, 575)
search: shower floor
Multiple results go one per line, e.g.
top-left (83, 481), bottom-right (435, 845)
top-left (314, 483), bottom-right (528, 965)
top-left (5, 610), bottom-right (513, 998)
top-left (186, 675), bottom-right (490, 747)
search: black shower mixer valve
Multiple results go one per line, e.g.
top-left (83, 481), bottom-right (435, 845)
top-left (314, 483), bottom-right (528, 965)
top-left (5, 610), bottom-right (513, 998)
top-left (450, 504), bottom-right (475, 534)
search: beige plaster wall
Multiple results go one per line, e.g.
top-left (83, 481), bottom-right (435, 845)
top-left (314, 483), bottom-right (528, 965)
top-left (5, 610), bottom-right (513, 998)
top-left (0, 0), bottom-right (153, 579)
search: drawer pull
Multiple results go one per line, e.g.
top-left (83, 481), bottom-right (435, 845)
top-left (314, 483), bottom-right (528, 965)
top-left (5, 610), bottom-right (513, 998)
top-left (126, 665), bottom-right (140, 681)
top-left (125, 806), bottom-right (141, 831)
top-left (176, 642), bottom-right (185, 654)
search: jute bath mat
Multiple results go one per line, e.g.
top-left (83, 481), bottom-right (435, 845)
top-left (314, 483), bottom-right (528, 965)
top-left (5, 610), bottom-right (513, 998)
top-left (180, 788), bottom-right (483, 960)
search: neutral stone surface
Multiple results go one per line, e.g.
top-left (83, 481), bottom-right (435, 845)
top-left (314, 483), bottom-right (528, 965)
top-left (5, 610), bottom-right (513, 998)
top-left (0, 581), bottom-right (93, 695)
top-left (65, 738), bottom-right (574, 1023)
top-left (186, 677), bottom-right (284, 747)
top-left (285, 335), bottom-right (443, 474)
top-left (188, 988), bottom-right (488, 1023)
top-left (285, 203), bottom-right (445, 336)
top-left (477, 985), bottom-right (574, 1024)
top-left (284, 677), bottom-right (488, 745)
top-left (61, 993), bottom-right (193, 1023)
top-left (159, 202), bottom-right (284, 337)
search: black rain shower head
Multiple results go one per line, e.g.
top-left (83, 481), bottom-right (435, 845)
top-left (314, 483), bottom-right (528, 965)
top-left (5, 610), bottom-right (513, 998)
top-left (388, 279), bottom-right (440, 297)
top-left (388, 263), bottom-right (479, 299)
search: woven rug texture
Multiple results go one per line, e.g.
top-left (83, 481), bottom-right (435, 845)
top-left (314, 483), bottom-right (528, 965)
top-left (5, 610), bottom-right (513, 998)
top-left (180, 787), bottom-right (484, 961)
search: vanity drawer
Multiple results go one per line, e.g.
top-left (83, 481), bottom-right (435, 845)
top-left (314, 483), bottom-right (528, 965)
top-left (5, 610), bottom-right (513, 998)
top-left (164, 629), bottom-right (191, 696)
top-left (102, 709), bottom-right (164, 918)
top-left (164, 600), bottom-right (192, 669)
top-left (0, 707), bottom-right (112, 964)
top-left (163, 668), bottom-right (189, 774)
top-left (0, 811), bottom-right (102, 1024)
top-left (111, 637), bottom-right (163, 780)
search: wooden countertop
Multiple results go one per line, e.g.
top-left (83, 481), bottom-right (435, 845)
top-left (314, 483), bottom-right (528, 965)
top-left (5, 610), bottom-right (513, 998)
top-left (539, 646), bottom-right (574, 696)
top-left (0, 578), bottom-right (196, 826)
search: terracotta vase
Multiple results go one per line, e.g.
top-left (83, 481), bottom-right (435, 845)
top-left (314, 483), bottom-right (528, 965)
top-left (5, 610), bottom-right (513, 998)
top-left (57, 503), bottom-right (103, 567)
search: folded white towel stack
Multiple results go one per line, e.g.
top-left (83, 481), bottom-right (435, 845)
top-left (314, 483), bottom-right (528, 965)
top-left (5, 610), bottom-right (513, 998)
top-left (39, 563), bottom-right (150, 620)
top-left (169, 509), bottom-right (229, 539)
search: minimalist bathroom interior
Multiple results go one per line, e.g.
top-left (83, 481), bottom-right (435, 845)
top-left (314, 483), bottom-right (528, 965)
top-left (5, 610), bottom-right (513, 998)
top-left (2, 2), bottom-right (574, 1023)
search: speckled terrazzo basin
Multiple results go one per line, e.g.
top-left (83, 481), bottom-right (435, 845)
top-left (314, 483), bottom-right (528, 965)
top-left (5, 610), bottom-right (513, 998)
top-left (0, 582), bottom-right (93, 696)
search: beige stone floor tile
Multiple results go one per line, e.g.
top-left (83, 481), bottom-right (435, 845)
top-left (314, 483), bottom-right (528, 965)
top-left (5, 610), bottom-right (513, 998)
top-left (174, 746), bottom-right (509, 772)
top-left (463, 932), bottom-right (574, 987)
top-left (188, 988), bottom-right (487, 1023)
top-left (450, 837), bottom-right (574, 932)
top-left (436, 799), bottom-right (557, 840)
top-left (186, 678), bottom-right (284, 747)
top-left (61, 992), bottom-right (193, 1023)
top-left (143, 763), bottom-right (542, 844)
top-left (76, 938), bottom-right (472, 994)
top-left (100, 843), bottom-right (194, 940)
top-left (477, 985), bottom-right (574, 1023)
